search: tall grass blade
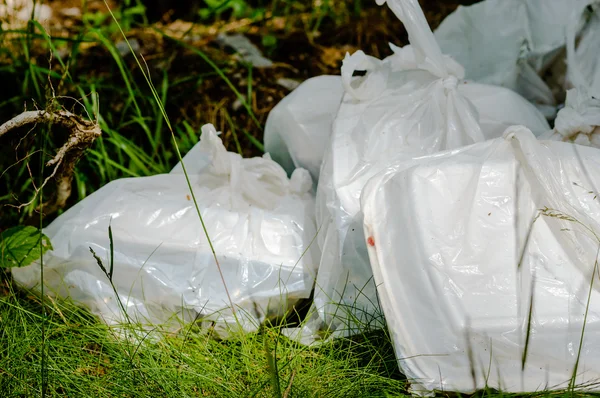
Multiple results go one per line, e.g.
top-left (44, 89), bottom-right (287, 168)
top-left (263, 327), bottom-right (282, 398)
top-left (242, 128), bottom-right (264, 152)
top-left (108, 222), bottom-right (114, 280)
top-left (223, 110), bottom-right (243, 155)
top-left (154, 29), bottom-right (262, 131)
top-left (518, 212), bottom-right (540, 270)
top-left (92, 28), bottom-right (143, 120)
top-left (521, 275), bottom-right (535, 371)
top-left (568, 244), bottom-right (600, 391)
top-left (89, 243), bottom-right (131, 325)
top-left (464, 316), bottom-right (477, 392)
top-left (102, 1), bottom-right (238, 320)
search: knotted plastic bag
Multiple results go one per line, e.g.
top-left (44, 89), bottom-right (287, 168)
top-left (291, 0), bottom-right (549, 344)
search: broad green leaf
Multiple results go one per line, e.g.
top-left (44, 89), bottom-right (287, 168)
top-left (0, 226), bottom-right (53, 269)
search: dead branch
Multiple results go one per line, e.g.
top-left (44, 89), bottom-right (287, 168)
top-left (0, 109), bottom-right (102, 218)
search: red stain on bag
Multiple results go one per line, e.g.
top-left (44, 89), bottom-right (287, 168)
top-left (367, 236), bottom-right (375, 247)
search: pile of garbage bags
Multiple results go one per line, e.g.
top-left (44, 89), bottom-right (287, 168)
top-left (13, 0), bottom-right (600, 394)
top-left (268, 0), bottom-right (600, 393)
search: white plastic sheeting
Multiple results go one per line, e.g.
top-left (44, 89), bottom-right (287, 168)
top-left (362, 126), bottom-right (600, 394)
top-left (292, 0), bottom-right (550, 344)
top-left (12, 124), bottom-right (320, 336)
top-left (434, 0), bottom-right (595, 119)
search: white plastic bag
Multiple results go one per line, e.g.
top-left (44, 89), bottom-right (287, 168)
top-left (362, 126), bottom-right (600, 394)
top-left (264, 75), bottom-right (344, 183)
top-left (434, 0), bottom-right (593, 119)
top-left (12, 124), bottom-right (319, 336)
top-left (296, 0), bottom-right (550, 344)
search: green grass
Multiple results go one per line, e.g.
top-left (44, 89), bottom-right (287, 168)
top-left (0, 279), bottom-right (405, 397)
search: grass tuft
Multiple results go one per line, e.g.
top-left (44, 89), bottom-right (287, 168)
top-left (0, 282), bottom-right (407, 397)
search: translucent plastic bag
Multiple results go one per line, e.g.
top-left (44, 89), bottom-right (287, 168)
top-left (362, 126), bottom-right (600, 394)
top-left (264, 75), bottom-right (344, 183)
top-left (293, 0), bottom-right (550, 344)
top-left (12, 124), bottom-right (319, 336)
top-left (434, 0), bottom-right (594, 119)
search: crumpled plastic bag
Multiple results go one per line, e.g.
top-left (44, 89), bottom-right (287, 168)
top-left (541, 88), bottom-right (600, 146)
top-left (288, 0), bottom-right (550, 345)
top-left (434, 0), bottom-right (595, 119)
top-left (264, 75), bottom-right (344, 183)
top-left (12, 124), bottom-right (320, 336)
top-left (362, 125), bottom-right (600, 394)
top-left (540, 2), bottom-right (600, 147)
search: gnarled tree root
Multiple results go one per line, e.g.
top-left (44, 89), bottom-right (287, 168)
top-left (0, 109), bottom-right (102, 218)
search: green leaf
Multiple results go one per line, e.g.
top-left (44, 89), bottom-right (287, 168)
top-left (0, 226), bottom-right (53, 269)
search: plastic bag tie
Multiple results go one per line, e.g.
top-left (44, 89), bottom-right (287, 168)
top-left (442, 75), bottom-right (458, 91)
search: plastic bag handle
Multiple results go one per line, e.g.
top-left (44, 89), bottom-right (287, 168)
top-left (198, 124), bottom-right (311, 210)
top-left (376, 0), bottom-right (457, 78)
top-left (340, 50), bottom-right (388, 101)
